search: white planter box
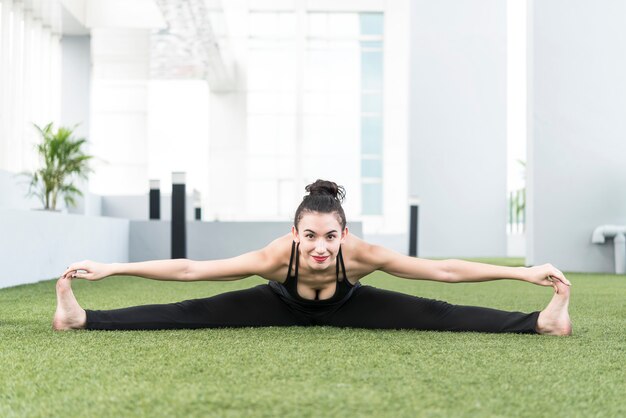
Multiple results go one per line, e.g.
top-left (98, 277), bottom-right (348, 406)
top-left (0, 209), bottom-right (129, 288)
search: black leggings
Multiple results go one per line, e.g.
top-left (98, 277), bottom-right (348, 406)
top-left (85, 284), bottom-right (540, 334)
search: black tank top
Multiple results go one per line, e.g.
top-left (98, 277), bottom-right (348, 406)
top-left (281, 241), bottom-right (353, 303)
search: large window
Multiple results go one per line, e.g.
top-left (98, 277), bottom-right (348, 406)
top-left (359, 13), bottom-right (384, 215)
top-left (246, 10), bottom-right (384, 217)
top-left (247, 12), bottom-right (298, 217)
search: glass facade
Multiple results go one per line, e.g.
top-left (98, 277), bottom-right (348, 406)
top-left (246, 10), bottom-right (384, 217)
top-left (247, 11), bottom-right (298, 217)
top-left (359, 13), bottom-right (384, 215)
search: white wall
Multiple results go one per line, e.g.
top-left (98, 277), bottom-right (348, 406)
top-left (0, 209), bottom-right (129, 288)
top-left (408, 0), bottom-right (507, 258)
top-left (527, 0), bottom-right (626, 272)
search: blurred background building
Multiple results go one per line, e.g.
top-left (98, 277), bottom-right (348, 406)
top-left (2, 0), bottom-right (626, 287)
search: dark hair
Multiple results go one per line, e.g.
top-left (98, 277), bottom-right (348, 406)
top-left (294, 179), bottom-right (347, 231)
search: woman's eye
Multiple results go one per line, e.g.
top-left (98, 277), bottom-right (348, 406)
top-left (328, 236), bottom-right (335, 239)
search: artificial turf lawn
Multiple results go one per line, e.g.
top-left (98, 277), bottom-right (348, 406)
top-left (0, 263), bottom-right (624, 418)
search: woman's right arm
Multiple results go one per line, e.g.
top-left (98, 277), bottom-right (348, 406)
top-left (62, 258), bottom-right (191, 282)
top-left (183, 248), bottom-right (275, 281)
top-left (62, 245), bottom-right (278, 282)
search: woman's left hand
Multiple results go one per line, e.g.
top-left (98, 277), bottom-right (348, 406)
top-left (523, 264), bottom-right (571, 293)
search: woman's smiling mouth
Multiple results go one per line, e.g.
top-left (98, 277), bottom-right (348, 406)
top-left (312, 256), bottom-right (329, 263)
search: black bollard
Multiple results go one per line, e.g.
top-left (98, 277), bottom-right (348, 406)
top-left (408, 197), bottom-right (420, 257)
top-left (149, 180), bottom-right (161, 220)
top-left (193, 189), bottom-right (202, 221)
top-left (171, 172), bottom-right (186, 259)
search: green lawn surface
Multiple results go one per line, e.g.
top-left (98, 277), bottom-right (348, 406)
top-left (1, 260), bottom-right (624, 417)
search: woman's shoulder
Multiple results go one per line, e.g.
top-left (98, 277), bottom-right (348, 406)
top-left (344, 233), bottom-right (408, 271)
top-left (341, 232), bottom-right (382, 278)
top-left (262, 233), bottom-right (294, 263)
top-left (342, 231), bottom-right (369, 253)
top-left (256, 233), bottom-right (301, 281)
top-left (341, 233), bottom-right (372, 260)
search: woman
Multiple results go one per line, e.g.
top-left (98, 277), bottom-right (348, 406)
top-left (53, 180), bottom-right (572, 335)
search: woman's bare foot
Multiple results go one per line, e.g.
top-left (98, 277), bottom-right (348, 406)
top-left (536, 279), bottom-right (572, 336)
top-left (52, 277), bottom-right (87, 331)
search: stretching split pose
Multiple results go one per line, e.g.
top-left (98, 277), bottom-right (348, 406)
top-left (53, 180), bottom-right (572, 335)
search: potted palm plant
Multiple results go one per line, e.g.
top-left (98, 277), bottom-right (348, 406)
top-left (20, 123), bottom-right (94, 211)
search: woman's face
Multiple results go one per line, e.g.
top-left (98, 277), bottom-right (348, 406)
top-left (292, 212), bottom-right (348, 272)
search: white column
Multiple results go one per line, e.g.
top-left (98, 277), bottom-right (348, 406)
top-left (49, 31), bottom-right (61, 125)
top-left (21, 9), bottom-right (37, 171)
top-left (30, 17), bottom-right (42, 126)
top-left (381, 0), bottom-right (410, 236)
top-left (8, 0), bottom-right (23, 173)
top-left (0, 0), bottom-right (14, 170)
top-left (39, 24), bottom-right (51, 124)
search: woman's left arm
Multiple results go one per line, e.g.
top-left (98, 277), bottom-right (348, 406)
top-left (363, 244), bottom-right (571, 292)
top-left (446, 259), bottom-right (571, 292)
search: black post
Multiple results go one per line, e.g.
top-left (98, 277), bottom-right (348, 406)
top-left (149, 180), bottom-right (160, 220)
top-left (409, 198), bottom-right (420, 257)
top-left (171, 172), bottom-right (186, 259)
top-left (193, 189), bottom-right (202, 221)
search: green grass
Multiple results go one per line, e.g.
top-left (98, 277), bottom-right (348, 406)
top-left (1, 261), bottom-right (625, 417)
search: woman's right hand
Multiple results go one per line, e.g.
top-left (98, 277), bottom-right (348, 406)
top-left (61, 260), bottom-right (114, 281)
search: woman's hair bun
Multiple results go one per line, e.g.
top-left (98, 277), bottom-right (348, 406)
top-left (295, 179), bottom-right (347, 230)
top-left (305, 179), bottom-right (346, 203)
